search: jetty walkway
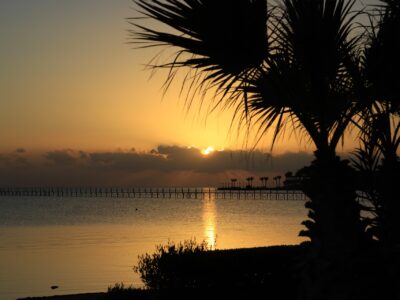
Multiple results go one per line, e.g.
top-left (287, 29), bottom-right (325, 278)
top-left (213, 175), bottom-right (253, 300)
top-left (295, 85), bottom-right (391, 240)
top-left (0, 187), bottom-right (308, 200)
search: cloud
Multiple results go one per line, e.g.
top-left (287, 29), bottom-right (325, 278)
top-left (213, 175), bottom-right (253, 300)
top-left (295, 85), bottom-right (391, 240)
top-left (83, 146), bottom-right (271, 173)
top-left (87, 150), bottom-right (167, 171)
top-left (14, 156), bottom-right (30, 167)
top-left (0, 150), bottom-right (31, 168)
top-left (0, 145), bottom-right (316, 186)
top-left (45, 150), bottom-right (78, 165)
top-left (47, 146), bottom-right (312, 174)
top-left (15, 148), bottom-right (26, 153)
top-left (86, 145), bottom-right (313, 174)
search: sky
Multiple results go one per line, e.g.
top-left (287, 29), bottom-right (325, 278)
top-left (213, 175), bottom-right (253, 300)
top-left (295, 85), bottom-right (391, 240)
top-left (0, 0), bottom-right (379, 186)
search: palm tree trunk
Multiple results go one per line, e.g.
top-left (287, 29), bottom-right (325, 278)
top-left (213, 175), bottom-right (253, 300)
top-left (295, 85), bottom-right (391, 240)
top-left (301, 148), bottom-right (365, 258)
top-left (378, 154), bottom-right (400, 247)
top-left (298, 148), bottom-right (368, 300)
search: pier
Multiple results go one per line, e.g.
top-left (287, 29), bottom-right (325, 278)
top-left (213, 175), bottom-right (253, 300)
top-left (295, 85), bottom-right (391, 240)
top-left (0, 187), bottom-right (308, 200)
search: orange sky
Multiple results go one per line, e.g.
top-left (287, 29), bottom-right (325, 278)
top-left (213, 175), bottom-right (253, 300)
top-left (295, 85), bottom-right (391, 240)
top-left (0, 0), bottom-right (372, 156)
top-left (0, 0), bottom-right (383, 186)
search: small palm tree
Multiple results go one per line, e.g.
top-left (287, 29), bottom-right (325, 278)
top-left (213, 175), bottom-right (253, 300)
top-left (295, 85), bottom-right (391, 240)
top-left (246, 176), bottom-right (254, 188)
top-left (273, 176), bottom-right (278, 188)
top-left (259, 176), bottom-right (269, 188)
top-left (231, 178), bottom-right (237, 189)
top-left (264, 176), bottom-right (269, 188)
top-left (277, 175), bottom-right (282, 188)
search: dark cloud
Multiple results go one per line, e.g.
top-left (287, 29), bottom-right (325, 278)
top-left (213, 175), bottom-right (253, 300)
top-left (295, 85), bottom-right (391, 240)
top-left (80, 146), bottom-right (310, 173)
top-left (41, 146), bottom-right (310, 173)
top-left (0, 145), bottom-right (316, 186)
top-left (45, 150), bottom-right (78, 165)
top-left (79, 151), bottom-right (88, 159)
top-left (15, 148), bottom-right (26, 153)
top-left (0, 151), bottom-right (31, 168)
top-left (14, 156), bottom-right (30, 167)
top-left (88, 150), bottom-right (167, 171)
top-left (98, 145), bottom-right (313, 174)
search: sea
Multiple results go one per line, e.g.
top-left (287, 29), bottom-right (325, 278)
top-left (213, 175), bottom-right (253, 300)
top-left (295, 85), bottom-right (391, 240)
top-left (0, 190), bottom-right (307, 300)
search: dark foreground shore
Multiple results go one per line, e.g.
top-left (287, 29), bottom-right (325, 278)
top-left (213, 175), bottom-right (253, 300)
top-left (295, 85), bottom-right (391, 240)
top-left (20, 294), bottom-right (105, 300)
top-left (19, 243), bottom-right (400, 300)
top-left (19, 245), bottom-right (304, 300)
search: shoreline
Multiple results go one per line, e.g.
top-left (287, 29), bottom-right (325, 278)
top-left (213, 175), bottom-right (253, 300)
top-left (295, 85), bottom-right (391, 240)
top-left (18, 245), bottom-right (305, 300)
top-left (19, 293), bottom-right (106, 300)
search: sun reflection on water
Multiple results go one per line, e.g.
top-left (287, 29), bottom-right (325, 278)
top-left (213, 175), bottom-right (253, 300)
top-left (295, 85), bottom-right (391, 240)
top-left (202, 191), bottom-right (217, 250)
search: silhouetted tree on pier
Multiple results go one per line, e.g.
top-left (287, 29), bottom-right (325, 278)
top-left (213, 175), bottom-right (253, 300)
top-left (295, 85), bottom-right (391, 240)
top-left (246, 176), bottom-right (254, 188)
top-left (231, 178), bottom-right (237, 189)
top-left (285, 172), bottom-right (293, 179)
top-left (260, 176), bottom-right (268, 188)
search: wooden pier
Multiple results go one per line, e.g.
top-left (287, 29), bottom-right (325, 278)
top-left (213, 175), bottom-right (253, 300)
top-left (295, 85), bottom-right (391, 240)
top-left (0, 187), bottom-right (308, 200)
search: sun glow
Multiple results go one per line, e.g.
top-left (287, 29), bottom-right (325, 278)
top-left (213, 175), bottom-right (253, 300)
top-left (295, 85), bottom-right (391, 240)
top-left (201, 146), bottom-right (215, 156)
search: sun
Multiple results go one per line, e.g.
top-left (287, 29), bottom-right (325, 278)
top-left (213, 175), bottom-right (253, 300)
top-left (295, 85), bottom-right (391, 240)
top-left (201, 146), bottom-right (215, 156)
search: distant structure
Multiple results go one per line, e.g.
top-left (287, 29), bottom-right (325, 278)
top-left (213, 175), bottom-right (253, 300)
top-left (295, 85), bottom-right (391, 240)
top-left (283, 176), bottom-right (304, 189)
top-left (283, 171), bottom-right (308, 189)
top-left (220, 171), bottom-right (308, 190)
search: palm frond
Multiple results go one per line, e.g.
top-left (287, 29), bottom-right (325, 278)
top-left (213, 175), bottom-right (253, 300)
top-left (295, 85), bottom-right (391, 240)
top-left (131, 0), bottom-right (269, 96)
top-left (132, 0), bottom-right (365, 154)
top-left (241, 0), bottom-right (362, 150)
top-left (364, 0), bottom-right (400, 110)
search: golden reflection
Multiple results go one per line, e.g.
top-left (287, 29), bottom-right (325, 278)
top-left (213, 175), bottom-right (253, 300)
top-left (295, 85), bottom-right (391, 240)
top-left (202, 192), bottom-right (217, 249)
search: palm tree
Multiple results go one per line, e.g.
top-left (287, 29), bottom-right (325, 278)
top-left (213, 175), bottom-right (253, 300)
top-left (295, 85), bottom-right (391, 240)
top-left (273, 176), bottom-right (278, 188)
top-left (260, 176), bottom-right (269, 188)
top-left (277, 175), bottom-right (282, 188)
top-left (246, 176), bottom-right (254, 188)
top-left (132, 0), bottom-right (366, 256)
top-left (264, 176), bottom-right (269, 188)
top-left (231, 178), bottom-right (237, 189)
top-left (360, 0), bottom-right (400, 246)
top-left (244, 0), bottom-right (367, 255)
top-left (285, 172), bottom-right (293, 179)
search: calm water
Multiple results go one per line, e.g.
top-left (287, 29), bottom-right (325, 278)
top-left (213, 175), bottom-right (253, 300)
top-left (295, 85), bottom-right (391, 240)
top-left (0, 193), bottom-right (307, 299)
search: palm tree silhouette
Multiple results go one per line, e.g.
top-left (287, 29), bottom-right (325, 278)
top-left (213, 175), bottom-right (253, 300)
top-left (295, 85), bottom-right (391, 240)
top-left (277, 176), bottom-right (282, 188)
top-left (273, 176), bottom-right (278, 188)
top-left (231, 178), bottom-right (237, 189)
top-left (132, 0), bottom-right (366, 255)
top-left (246, 176), bottom-right (254, 188)
top-left (360, 0), bottom-right (400, 246)
top-left (259, 176), bottom-right (268, 188)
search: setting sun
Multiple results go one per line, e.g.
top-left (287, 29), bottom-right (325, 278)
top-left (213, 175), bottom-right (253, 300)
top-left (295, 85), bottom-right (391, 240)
top-left (201, 146), bottom-right (215, 156)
